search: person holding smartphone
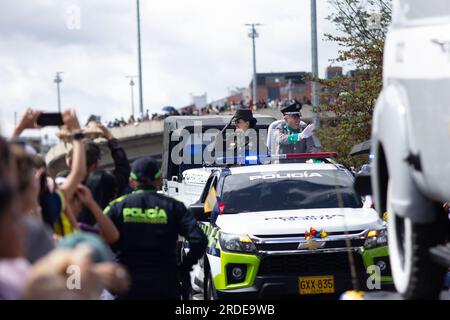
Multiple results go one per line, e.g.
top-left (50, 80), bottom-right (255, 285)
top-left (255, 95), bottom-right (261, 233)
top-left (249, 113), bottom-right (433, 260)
top-left (12, 108), bottom-right (87, 238)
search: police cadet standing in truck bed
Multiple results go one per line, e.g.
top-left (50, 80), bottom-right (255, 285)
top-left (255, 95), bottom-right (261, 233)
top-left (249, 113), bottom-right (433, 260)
top-left (273, 101), bottom-right (315, 154)
top-left (104, 156), bottom-right (207, 300)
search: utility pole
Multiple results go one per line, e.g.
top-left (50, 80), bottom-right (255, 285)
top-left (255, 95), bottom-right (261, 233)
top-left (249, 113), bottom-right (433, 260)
top-left (54, 72), bottom-right (63, 112)
top-left (126, 75), bottom-right (137, 117)
top-left (310, 0), bottom-right (320, 128)
top-left (245, 23), bottom-right (261, 105)
top-left (136, 0), bottom-right (144, 115)
top-left (288, 79), bottom-right (293, 101)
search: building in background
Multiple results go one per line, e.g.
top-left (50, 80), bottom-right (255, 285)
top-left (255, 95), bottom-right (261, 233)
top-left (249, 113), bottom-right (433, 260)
top-left (325, 66), bottom-right (343, 79)
top-left (248, 72), bottom-right (312, 102)
top-left (191, 93), bottom-right (207, 109)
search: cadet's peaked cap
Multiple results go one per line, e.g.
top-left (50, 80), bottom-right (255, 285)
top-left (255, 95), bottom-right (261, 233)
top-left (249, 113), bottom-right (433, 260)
top-left (281, 101), bottom-right (303, 115)
top-left (232, 108), bottom-right (255, 122)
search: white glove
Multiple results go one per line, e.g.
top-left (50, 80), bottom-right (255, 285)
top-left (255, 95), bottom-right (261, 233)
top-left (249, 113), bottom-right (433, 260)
top-left (298, 124), bottom-right (315, 140)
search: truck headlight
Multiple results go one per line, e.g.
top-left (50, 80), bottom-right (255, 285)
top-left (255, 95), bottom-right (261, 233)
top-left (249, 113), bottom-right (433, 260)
top-left (364, 229), bottom-right (388, 248)
top-left (219, 233), bottom-right (257, 253)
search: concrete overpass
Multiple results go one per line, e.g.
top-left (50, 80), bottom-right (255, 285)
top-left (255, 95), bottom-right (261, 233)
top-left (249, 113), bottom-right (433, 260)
top-left (45, 120), bottom-right (164, 177)
top-left (45, 106), bottom-right (335, 177)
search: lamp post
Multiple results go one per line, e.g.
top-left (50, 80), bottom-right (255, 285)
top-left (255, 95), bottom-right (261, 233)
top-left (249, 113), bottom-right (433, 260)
top-left (245, 23), bottom-right (261, 105)
top-left (310, 0), bottom-right (320, 128)
top-left (54, 72), bottom-right (63, 112)
top-left (126, 75), bottom-right (137, 117)
top-left (136, 0), bottom-right (144, 115)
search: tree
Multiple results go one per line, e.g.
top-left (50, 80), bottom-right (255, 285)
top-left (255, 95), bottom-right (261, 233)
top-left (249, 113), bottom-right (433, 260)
top-left (317, 0), bottom-right (392, 168)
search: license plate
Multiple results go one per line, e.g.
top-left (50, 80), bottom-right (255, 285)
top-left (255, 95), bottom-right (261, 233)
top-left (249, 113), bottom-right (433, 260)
top-left (298, 275), bottom-right (335, 295)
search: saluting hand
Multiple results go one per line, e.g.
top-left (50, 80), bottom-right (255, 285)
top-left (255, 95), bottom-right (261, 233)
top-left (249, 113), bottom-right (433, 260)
top-left (298, 124), bottom-right (315, 140)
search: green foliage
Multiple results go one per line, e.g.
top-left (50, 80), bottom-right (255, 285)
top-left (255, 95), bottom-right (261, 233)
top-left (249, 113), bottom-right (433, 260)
top-left (318, 0), bottom-right (391, 168)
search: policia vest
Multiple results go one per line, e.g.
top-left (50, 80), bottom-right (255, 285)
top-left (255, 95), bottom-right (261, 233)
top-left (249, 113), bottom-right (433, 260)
top-left (104, 188), bottom-right (207, 299)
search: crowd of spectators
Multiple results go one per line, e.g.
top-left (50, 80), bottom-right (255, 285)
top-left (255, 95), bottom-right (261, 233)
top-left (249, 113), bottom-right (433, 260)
top-left (0, 109), bottom-right (132, 299)
top-left (105, 97), bottom-right (312, 129)
top-left (106, 109), bottom-right (174, 128)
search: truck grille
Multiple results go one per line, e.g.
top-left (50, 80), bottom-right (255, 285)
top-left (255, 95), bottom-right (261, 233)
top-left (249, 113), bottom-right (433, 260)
top-left (258, 252), bottom-right (366, 276)
top-left (256, 239), bottom-right (365, 251)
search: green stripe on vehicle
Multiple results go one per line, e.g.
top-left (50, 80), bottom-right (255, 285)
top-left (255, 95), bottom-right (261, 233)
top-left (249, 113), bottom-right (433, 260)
top-left (211, 251), bottom-right (260, 290)
top-left (361, 245), bottom-right (392, 283)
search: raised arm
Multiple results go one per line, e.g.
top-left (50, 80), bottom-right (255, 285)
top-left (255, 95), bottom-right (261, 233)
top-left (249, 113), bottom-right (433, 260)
top-left (11, 108), bottom-right (41, 139)
top-left (76, 185), bottom-right (120, 244)
top-left (97, 123), bottom-right (130, 195)
top-left (58, 109), bottom-right (87, 201)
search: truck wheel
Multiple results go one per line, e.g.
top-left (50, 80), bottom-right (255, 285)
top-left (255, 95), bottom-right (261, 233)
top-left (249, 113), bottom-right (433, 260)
top-left (204, 270), bottom-right (218, 300)
top-left (387, 182), bottom-right (447, 299)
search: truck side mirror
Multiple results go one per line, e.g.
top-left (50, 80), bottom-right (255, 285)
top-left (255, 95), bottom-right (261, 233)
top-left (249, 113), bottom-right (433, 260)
top-left (189, 202), bottom-right (209, 222)
top-left (354, 174), bottom-right (372, 196)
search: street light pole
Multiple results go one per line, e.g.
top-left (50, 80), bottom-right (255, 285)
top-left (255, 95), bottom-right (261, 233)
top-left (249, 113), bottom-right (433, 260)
top-left (310, 0), bottom-right (320, 128)
top-left (126, 75), bottom-right (137, 117)
top-left (136, 0), bottom-right (144, 115)
top-left (246, 23), bottom-right (261, 105)
top-left (288, 79), bottom-right (293, 101)
top-left (54, 72), bottom-right (63, 112)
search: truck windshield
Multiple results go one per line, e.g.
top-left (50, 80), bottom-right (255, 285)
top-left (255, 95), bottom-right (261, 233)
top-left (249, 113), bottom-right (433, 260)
top-left (221, 170), bottom-right (362, 213)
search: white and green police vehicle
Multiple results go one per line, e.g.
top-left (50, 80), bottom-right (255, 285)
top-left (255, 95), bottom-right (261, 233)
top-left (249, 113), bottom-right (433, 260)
top-left (188, 157), bottom-right (392, 299)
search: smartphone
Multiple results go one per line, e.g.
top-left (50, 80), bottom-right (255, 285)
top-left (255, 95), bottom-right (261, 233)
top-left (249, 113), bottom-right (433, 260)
top-left (36, 113), bottom-right (64, 126)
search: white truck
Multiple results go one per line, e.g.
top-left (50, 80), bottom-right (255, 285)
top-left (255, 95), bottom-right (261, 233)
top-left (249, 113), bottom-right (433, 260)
top-left (371, 0), bottom-right (450, 299)
top-left (188, 158), bottom-right (392, 299)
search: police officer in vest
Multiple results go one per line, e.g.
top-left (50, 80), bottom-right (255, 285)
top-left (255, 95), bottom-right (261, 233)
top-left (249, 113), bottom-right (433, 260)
top-left (270, 101), bottom-right (316, 160)
top-left (105, 156), bottom-right (207, 299)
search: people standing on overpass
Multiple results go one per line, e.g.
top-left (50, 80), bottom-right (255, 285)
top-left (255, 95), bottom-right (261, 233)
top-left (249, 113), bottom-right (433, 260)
top-left (104, 156), bottom-right (207, 299)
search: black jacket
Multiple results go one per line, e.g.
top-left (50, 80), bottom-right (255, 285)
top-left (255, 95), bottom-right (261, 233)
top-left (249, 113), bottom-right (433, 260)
top-left (105, 188), bottom-right (207, 276)
top-left (78, 138), bottom-right (131, 226)
top-left (107, 138), bottom-right (131, 196)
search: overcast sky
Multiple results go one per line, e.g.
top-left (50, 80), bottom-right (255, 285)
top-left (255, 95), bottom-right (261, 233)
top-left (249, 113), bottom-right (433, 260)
top-left (0, 0), bottom-right (346, 138)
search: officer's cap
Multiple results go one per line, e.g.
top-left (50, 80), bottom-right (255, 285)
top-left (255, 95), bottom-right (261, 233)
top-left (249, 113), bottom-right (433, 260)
top-left (280, 101), bottom-right (303, 116)
top-left (130, 156), bottom-right (161, 182)
top-left (232, 108), bottom-right (255, 122)
top-left (232, 108), bottom-right (257, 128)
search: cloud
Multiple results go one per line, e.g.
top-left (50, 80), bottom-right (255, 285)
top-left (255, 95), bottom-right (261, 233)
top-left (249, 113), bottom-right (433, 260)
top-left (0, 0), bottom-right (343, 137)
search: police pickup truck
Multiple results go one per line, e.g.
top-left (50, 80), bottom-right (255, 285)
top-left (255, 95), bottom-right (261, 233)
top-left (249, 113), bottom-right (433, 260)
top-left (188, 154), bottom-right (392, 299)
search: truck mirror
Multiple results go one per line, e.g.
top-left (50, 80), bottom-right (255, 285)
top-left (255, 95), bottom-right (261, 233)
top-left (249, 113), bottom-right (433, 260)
top-left (354, 174), bottom-right (372, 196)
top-left (189, 202), bottom-right (209, 222)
